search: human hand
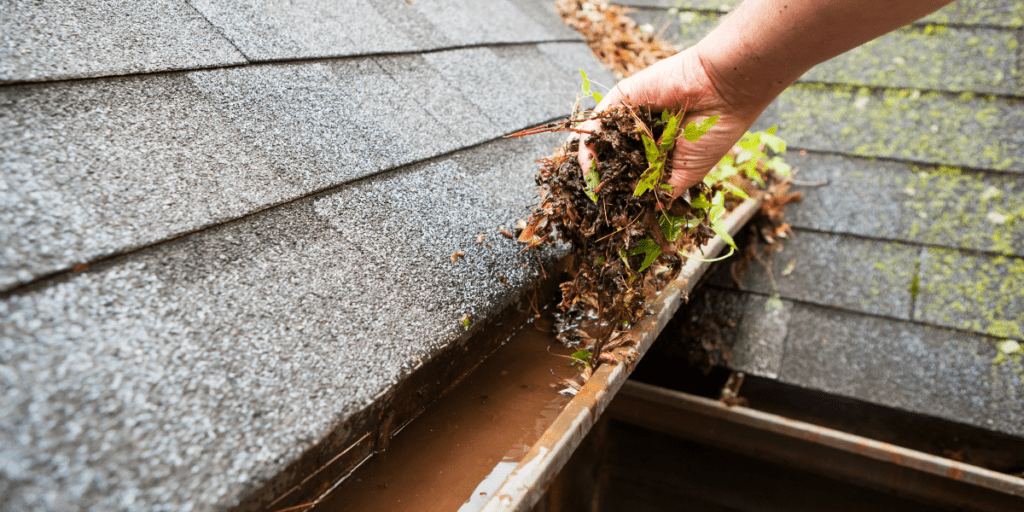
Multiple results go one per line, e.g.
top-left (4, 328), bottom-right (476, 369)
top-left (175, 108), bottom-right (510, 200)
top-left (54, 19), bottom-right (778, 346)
top-left (577, 47), bottom-right (771, 198)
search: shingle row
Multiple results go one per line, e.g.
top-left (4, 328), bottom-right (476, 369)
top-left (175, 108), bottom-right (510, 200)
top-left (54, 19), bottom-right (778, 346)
top-left (755, 84), bottom-right (1024, 172)
top-left (0, 0), bottom-right (581, 84)
top-left (784, 152), bottom-right (1024, 258)
top-left (655, 287), bottom-right (1023, 438)
top-left (709, 229), bottom-right (1024, 342)
top-left (621, 0), bottom-right (1024, 28)
top-left (0, 133), bottom-right (570, 512)
top-left (0, 42), bottom-right (605, 293)
top-left (629, 9), bottom-right (1023, 96)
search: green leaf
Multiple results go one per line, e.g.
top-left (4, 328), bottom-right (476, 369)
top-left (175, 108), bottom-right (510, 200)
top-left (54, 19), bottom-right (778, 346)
top-left (765, 293), bottom-right (784, 312)
top-left (629, 238), bottom-right (663, 272)
top-left (658, 213), bottom-right (700, 241)
top-left (659, 110), bottom-right (684, 152)
top-left (768, 156), bottom-right (792, 176)
top-left (619, 249), bottom-right (630, 269)
top-left (659, 213), bottom-right (683, 242)
top-left (633, 162), bottom-right (663, 197)
top-left (691, 193), bottom-right (712, 210)
top-left (766, 125), bottom-right (777, 135)
top-left (571, 349), bottom-right (592, 367)
top-left (640, 130), bottom-right (660, 166)
top-left (722, 182), bottom-right (749, 199)
top-left (580, 69), bottom-right (604, 103)
top-left (595, 256), bottom-right (606, 265)
top-left (711, 222), bottom-right (737, 250)
top-left (683, 115), bottom-right (719, 142)
top-left (580, 69), bottom-right (593, 96)
top-left (737, 131), bottom-right (760, 151)
top-left (703, 161), bottom-right (739, 187)
top-left (760, 132), bottom-right (786, 153)
top-left (584, 160), bottom-right (600, 202)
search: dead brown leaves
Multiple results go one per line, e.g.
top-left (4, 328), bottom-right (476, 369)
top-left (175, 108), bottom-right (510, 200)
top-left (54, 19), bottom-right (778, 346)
top-left (517, 101), bottom-right (717, 366)
top-left (556, 0), bottom-right (678, 79)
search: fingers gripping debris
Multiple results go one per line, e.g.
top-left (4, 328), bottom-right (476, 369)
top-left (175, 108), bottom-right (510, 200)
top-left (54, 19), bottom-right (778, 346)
top-left (505, 74), bottom-right (791, 372)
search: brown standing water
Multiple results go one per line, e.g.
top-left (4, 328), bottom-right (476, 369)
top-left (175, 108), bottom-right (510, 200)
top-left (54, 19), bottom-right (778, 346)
top-left (315, 314), bottom-right (578, 512)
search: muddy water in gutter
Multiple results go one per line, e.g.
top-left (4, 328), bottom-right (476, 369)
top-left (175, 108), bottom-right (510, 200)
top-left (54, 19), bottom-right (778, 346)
top-left (316, 314), bottom-right (577, 512)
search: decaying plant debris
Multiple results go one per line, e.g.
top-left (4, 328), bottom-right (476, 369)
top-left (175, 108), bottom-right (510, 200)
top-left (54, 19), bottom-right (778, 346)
top-left (532, 0), bottom-right (802, 374)
top-left (556, 0), bottom-right (676, 80)
top-left (507, 77), bottom-right (793, 368)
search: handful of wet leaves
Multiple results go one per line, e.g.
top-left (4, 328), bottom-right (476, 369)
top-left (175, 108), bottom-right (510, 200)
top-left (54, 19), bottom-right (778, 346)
top-left (508, 72), bottom-right (792, 369)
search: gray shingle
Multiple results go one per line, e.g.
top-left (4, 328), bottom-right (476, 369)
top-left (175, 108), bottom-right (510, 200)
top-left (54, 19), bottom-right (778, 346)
top-left (754, 84), bottom-right (1024, 172)
top-left (422, 45), bottom-right (578, 134)
top-left (375, 54), bottom-right (502, 148)
top-left (187, 0), bottom-right (419, 61)
top-left (619, 0), bottom-right (1024, 28)
top-left (780, 302), bottom-right (1024, 437)
top-left (516, 0), bottom-right (587, 42)
top-left (632, 10), bottom-right (1023, 95)
top-left (730, 294), bottom-right (791, 379)
top-left (0, 0), bottom-right (246, 84)
top-left (2, 45), bottom-right (595, 293)
top-left (188, 0), bottom-right (570, 62)
top-left (410, 0), bottom-right (553, 47)
top-left (0, 73), bottom-right (290, 293)
top-left (915, 248), bottom-right (1024, 340)
top-left (783, 152), bottom-right (1024, 258)
top-left (0, 133), bottom-right (567, 512)
top-left (708, 231), bottom-right (920, 320)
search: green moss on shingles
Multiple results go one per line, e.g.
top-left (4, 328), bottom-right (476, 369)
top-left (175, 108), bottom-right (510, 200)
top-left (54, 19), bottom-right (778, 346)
top-left (669, 8), bottom-right (1019, 94)
top-left (668, 0), bottom-right (1023, 28)
top-left (920, 0), bottom-right (1024, 28)
top-left (775, 84), bottom-right (1023, 171)
top-left (897, 165), bottom-right (1023, 256)
top-left (918, 249), bottom-right (1024, 341)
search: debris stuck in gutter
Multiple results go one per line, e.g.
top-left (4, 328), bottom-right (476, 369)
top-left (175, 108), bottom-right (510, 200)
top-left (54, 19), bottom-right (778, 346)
top-left (556, 0), bottom-right (676, 80)
top-left (506, 0), bottom-right (803, 374)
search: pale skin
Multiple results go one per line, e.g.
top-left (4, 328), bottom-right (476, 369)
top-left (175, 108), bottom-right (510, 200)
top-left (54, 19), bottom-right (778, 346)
top-left (578, 0), bottom-right (955, 196)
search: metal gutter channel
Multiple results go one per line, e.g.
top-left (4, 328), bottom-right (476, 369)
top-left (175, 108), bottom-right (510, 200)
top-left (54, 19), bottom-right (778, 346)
top-left (608, 380), bottom-right (1024, 511)
top-left (480, 198), bottom-right (762, 511)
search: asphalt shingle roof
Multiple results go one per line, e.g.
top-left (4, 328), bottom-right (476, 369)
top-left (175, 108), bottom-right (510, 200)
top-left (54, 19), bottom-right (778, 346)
top-left (628, 0), bottom-right (1024, 439)
top-left (0, 1), bottom-right (613, 510)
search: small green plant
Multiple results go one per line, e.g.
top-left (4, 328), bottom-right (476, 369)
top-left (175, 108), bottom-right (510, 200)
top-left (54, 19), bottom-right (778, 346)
top-left (579, 69), bottom-right (605, 103)
top-left (571, 349), bottom-right (593, 368)
top-left (634, 109), bottom-right (691, 197)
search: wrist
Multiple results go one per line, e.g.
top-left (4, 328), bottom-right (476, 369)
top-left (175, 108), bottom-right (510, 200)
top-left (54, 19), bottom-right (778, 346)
top-left (692, 37), bottom-right (799, 116)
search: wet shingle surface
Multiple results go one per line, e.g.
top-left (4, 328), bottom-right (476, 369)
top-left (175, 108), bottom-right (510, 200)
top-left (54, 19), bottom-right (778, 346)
top-left (0, 0), bottom-right (246, 84)
top-left (625, 0), bottom-right (1024, 439)
top-left (916, 249), bottom-right (1024, 339)
top-left (0, 133), bottom-right (569, 512)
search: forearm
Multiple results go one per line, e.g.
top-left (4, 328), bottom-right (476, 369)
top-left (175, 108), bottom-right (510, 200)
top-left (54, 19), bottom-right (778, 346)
top-left (696, 0), bottom-right (954, 108)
